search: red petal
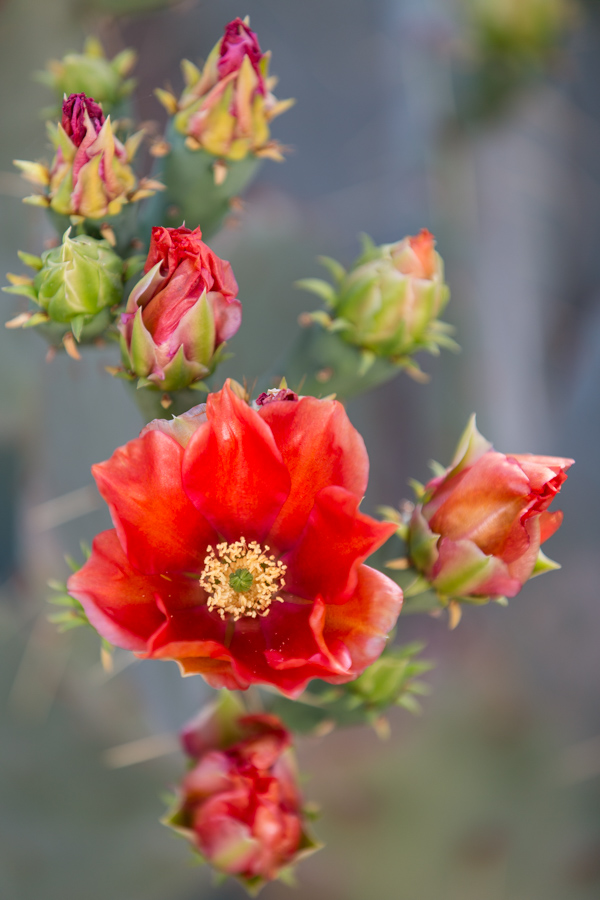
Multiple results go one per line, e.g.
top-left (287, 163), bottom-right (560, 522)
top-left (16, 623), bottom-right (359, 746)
top-left (233, 597), bottom-right (352, 698)
top-left (142, 593), bottom-right (247, 689)
top-left (426, 451), bottom-right (532, 562)
top-left (182, 382), bottom-right (290, 542)
top-left (93, 430), bottom-right (216, 575)
top-left (539, 509), bottom-right (563, 543)
top-left (259, 397), bottom-right (369, 549)
top-left (321, 566), bottom-right (403, 678)
top-left (67, 529), bottom-right (177, 650)
top-left (510, 454), bottom-right (574, 489)
top-left (282, 486), bottom-right (396, 603)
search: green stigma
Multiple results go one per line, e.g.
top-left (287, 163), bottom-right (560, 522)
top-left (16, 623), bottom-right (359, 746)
top-left (229, 568), bottom-right (254, 593)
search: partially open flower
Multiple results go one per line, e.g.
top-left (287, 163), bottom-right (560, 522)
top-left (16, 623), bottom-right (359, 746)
top-left (3, 228), bottom-right (123, 345)
top-left (67, 381), bottom-right (402, 696)
top-left (157, 17), bottom-right (293, 163)
top-left (297, 230), bottom-right (455, 374)
top-left (166, 694), bottom-right (318, 893)
top-left (14, 92), bottom-right (156, 222)
top-left (407, 415), bottom-right (573, 603)
top-left (118, 225), bottom-right (241, 391)
top-left (37, 37), bottom-right (136, 115)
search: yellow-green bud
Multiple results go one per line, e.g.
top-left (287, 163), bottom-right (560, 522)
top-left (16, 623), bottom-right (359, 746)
top-left (4, 229), bottom-right (123, 343)
top-left (37, 37), bottom-right (136, 115)
top-left (298, 230), bottom-right (456, 368)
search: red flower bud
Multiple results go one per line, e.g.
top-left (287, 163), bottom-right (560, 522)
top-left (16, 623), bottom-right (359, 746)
top-left (408, 416), bottom-right (574, 600)
top-left (168, 703), bottom-right (316, 890)
top-left (120, 226), bottom-right (241, 390)
top-left (14, 92), bottom-right (150, 220)
top-left (255, 388), bottom-right (299, 406)
top-left (218, 17), bottom-right (265, 91)
top-left (67, 381), bottom-right (403, 696)
top-left (61, 92), bottom-right (104, 146)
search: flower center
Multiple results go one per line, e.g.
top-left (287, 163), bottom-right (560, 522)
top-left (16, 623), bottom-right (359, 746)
top-left (200, 538), bottom-right (287, 621)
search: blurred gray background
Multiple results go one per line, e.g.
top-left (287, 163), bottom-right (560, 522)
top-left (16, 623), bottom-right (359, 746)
top-left (1, 0), bottom-right (599, 898)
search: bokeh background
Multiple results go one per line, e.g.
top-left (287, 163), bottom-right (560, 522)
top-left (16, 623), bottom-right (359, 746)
top-left (1, 0), bottom-right (600, 898)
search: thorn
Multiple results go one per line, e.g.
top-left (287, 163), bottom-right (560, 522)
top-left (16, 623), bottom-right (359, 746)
top-left (385, 558), bottom-right (410, 570)
top-left (448, 601), bottom-right (462, 630)
top-left (105, 366), bottom-right (121, 376)
top-left (63, 333), bottom-right (81, 360)
top-left (373, 716), bottom-right (391, 740)
top-left (149, 140), bottom-right (171, 158)
top-left (298, 312), bottom-right (313, 327)
top-left (313, 719), bottom-right (335, 738)
top-left (213, 160), bottom-right (228, 185)
top-left (45, 347), bottom-right (57, 363)
top-left (101, 646), bottom-right (114, 674)
top-left (229, 196), bottom-right (245, 213)
top-left (5, 312), bottom-right (33, 329)
top-left (160, 393), bottom-right (172, 409)
top-left (316, 367), bottom-right (333, 384)
top-left (99, 223), bottom-right (116, 247)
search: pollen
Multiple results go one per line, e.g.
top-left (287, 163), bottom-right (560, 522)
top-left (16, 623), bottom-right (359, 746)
top-left (200, 538), bottom-right (287, 621)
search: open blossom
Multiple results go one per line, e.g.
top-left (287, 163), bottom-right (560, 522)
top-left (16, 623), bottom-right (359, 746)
top-left (119, 225), bottom-right (241, 391)
top-left (67, 382), bottom-right (403, 696)
top-left (158, 17), bottom-right (293, 162)
top-left (15, 92), bottom-right (155, 219)
top-left (167, 700), bottom-right (317, 891)
top-left (407, 415), bottom-right (573, 600)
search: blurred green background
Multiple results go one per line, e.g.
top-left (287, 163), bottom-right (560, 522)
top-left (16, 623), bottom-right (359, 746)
top-left (1, 1), bottom-right (599, 898)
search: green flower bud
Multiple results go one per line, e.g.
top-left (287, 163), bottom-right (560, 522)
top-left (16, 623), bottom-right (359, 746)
top-left (4, 229), bottom-right (123, 344)
top-left (37, 37), bottom-right (136, 115)
top-left (297, 230), bottom-right (456, 374)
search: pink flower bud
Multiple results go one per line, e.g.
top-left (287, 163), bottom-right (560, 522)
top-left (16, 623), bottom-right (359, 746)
top-left (162, 18), bottom-right (293, 163)
top-left (20, 92), bottom-right (151, 221)
top-left (165, 699), bottom-right (319, 891)
top-left (218, 18), bottom-right (264, 90)
top-left (61, 93), bottom-right (104, 146)
top-left (408, 415), bottom-right (574, 601)
top-left (120, 225), bottom-right (241, 391)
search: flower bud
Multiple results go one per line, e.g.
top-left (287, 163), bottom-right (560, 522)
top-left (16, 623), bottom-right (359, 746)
top-left (298, 230), bottom-right (455, 372)
top-left (407, 415), bottom-right (574, 605)
top-left (14, 93), bottom-right (157, 225)
top-left (158, 17), bottom-right (293, 164)
top-left (118, 225), bottom-right (241, 391)
top-left (4, 229), bottom-right (123, 344)
top-left (37, 37), bottom-right (136, 115)
top-left (165, 694), bottom-right (319, 893)
top-left (455, 0), bottom-right (571, 122)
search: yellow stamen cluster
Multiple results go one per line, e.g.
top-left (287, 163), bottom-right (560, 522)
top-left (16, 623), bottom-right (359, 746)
top-left (200, 538), bottom-right (287, 621)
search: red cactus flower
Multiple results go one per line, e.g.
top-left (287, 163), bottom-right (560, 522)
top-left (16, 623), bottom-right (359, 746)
top-left (68, 382), bottom-right (403, 696)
